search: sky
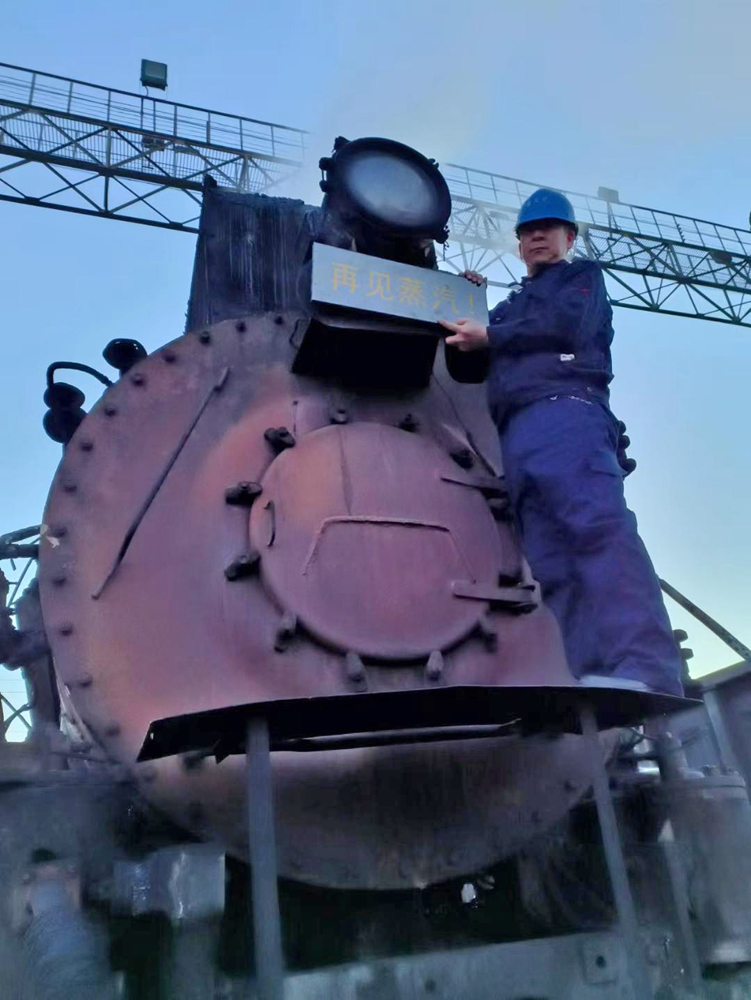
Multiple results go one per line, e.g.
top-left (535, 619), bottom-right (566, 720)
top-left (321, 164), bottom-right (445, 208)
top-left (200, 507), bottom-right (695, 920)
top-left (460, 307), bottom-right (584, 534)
top-left (1, 0), bottom-right (750, 732)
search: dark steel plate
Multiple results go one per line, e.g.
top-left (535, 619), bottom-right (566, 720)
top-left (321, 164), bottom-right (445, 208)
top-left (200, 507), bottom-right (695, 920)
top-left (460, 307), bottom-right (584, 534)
top-left (139, 685), bottom-right (697, 762)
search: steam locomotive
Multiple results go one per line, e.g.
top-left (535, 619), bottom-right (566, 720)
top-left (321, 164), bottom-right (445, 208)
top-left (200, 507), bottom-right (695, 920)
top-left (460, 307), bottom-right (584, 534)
top-left (2, 137), bottom-right (751, 1000)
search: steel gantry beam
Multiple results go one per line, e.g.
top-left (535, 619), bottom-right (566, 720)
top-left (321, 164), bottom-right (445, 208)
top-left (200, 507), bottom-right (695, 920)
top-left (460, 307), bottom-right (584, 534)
top-left (0, 63), bottom-right (307, 232)
top-left (2, 62), bottom-right (751, 327)
top-left (441, 163), bottom-right (751, 329)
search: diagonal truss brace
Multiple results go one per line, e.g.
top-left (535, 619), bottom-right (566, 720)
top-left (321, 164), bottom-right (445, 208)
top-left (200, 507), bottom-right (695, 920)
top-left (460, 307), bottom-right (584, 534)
top-left (0, 102), bottom-right (291, 231)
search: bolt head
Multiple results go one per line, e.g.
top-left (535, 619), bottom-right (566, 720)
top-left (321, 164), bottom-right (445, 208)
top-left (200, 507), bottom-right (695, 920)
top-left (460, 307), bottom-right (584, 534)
top-left (345, 652), bottom-right (365, 682)
top-left (426, 651), bottom-right (443, 681)
top-left (224, 550), bottom-right (260, 579)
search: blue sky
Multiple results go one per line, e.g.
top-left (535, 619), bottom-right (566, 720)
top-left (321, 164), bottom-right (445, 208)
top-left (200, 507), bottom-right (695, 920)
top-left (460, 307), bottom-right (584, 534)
top-left (1, 0), bottom-right (750, 728)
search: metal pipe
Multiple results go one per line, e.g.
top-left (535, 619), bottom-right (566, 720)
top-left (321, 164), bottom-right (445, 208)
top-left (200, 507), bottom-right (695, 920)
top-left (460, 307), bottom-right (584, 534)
top-left (660, 578), bottom-right (751, 662)
top-left (274, 721), bottom-right (521, 752)
top-left (660, 841), bottom-right (704, 991)
top-left (0, 543), bottom-right (38, 560)
top-left (579, 700), bottom-right (655, 999)
top-left (0, 525), bottom-right (41, 546)
top-left (247, 716), bottom-right (284, 1000)
top-left (46, 361), bottom-right (112, 391)
top-left (655, 733), bottom-right (691, 783)
top-left (703, 688), bottom-right (742, 774)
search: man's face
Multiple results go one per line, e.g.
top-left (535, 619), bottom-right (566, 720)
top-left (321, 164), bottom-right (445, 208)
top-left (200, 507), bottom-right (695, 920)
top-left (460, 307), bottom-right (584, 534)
top-left (518, 220), bottom-right (575, 269)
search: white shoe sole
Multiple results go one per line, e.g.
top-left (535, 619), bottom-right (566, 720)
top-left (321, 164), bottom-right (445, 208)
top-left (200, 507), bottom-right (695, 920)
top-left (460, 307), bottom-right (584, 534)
top-left (578, 675), bottom-right (651, 693)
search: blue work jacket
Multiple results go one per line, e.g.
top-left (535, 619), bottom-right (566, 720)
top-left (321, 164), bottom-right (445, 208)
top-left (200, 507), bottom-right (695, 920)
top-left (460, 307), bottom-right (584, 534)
top-left (446, 259), bottom-right (614, 428)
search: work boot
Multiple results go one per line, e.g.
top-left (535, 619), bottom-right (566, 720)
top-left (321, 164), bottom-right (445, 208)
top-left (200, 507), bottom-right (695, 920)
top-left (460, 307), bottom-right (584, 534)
top-left (579, 672), bottom-right (684, 698)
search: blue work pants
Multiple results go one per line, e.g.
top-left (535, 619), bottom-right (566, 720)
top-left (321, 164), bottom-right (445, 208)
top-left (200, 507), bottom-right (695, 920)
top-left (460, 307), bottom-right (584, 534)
top-left (500, 397), bottom-right (683, 696)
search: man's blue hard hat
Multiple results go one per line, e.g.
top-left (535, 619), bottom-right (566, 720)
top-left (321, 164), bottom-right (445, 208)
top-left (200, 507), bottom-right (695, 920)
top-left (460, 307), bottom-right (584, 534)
top-left (516, 189), bottom-right (578, 235)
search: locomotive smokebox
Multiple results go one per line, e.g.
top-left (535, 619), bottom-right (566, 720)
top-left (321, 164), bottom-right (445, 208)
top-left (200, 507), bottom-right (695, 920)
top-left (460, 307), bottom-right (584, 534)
top-left (39, 139), bottom-right (622, 890)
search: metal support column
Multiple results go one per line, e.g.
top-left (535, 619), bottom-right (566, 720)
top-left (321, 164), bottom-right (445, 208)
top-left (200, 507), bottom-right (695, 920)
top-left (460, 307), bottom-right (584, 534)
top-left (579, 701), bottom-right (654, 1000)
top-left (703, 688), bottom-right (742, 774)
top-left (659, 840), bottom-right (704, 991)
top-left (246, 716), bottom-right (284, 1000)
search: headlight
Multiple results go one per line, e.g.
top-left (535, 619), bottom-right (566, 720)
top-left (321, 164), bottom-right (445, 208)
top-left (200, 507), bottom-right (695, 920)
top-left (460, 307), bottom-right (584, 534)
top-left (319, 137), bottom-right (451, 243)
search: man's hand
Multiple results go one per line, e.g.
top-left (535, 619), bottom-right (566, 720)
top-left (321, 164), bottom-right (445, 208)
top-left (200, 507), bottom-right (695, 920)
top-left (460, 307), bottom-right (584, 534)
top-left (462, 269), bottom-right (487, 286)
top-left (439, 317), bottom-right (489, 351)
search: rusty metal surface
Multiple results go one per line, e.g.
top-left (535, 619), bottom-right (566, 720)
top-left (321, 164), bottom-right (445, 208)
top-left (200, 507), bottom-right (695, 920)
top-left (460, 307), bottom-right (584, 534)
top-left (39, 313), bottom-right (609, 889)
top-left (186, 190), bottom-right (310, 330)
top-left (251, 422), bottom-right (505, 658)
top-left (284, 932), bottom-right (633, 1000)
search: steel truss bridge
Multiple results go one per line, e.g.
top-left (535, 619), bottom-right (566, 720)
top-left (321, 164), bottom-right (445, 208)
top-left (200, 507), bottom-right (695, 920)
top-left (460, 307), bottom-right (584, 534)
top-left (2, 62), bottom-right (751, 328)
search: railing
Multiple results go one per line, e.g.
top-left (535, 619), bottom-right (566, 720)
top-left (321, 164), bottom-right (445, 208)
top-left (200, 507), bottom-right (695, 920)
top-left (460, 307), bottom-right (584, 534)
top-left (0, 62), bottom-right (307, 164)
top-left (444, 162), bottom-right (751, 259)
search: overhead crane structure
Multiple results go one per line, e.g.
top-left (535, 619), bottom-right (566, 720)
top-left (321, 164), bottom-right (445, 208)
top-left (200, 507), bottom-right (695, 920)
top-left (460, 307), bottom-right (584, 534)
top-left (2, 61), bottom-right (751, 328)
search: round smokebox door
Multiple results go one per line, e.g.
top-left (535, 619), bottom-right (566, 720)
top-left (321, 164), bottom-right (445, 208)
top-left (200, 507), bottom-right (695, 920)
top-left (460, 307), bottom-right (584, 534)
top-left (249, 422), bottom-right (503, 659)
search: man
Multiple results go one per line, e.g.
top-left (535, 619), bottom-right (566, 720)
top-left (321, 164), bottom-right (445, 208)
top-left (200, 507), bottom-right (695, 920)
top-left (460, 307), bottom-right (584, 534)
top-left (439, 188), bottom-right (683, 696)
